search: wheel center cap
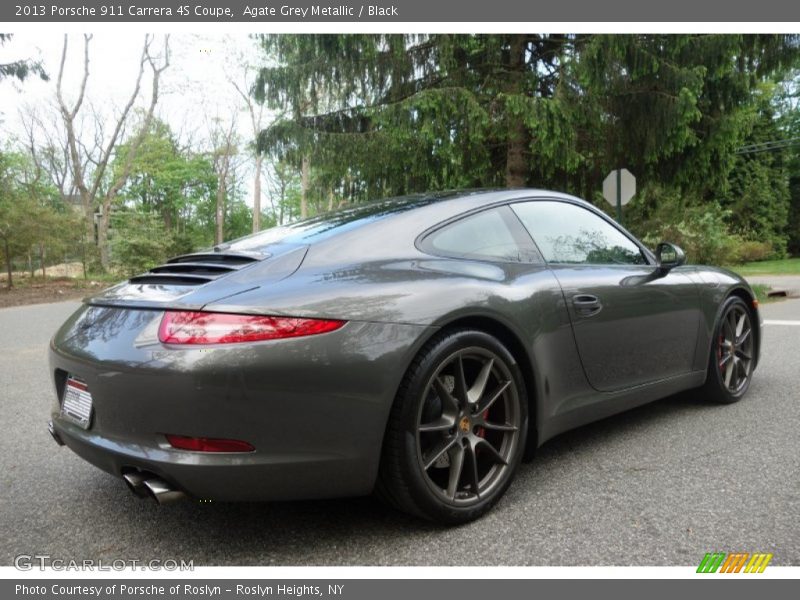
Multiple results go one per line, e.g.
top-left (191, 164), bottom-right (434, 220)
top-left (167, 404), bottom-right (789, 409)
top-left (458, 416), bottom-right (471, 433)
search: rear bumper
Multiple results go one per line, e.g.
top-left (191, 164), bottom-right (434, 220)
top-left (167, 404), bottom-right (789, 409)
top-left (49, 304), bottom-right (432, 501)
top-left (49, 416), bottom-right (375, 501)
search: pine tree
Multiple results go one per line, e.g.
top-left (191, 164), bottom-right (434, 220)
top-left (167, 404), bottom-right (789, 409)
top-left (253, 34), bottom-right (799, 222)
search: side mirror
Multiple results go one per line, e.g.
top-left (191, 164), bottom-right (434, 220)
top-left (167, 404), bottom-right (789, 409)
top-left (655, 242), bottom-right (686, 273)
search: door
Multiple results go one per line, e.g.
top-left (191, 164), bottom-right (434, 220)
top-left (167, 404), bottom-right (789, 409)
top-left (511, 199), bottom-right (700, 392)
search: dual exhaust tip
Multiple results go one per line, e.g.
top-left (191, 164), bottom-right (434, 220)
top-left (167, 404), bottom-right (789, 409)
top-left (47, 421), bottom-right (186, 504)
top-left (122, 471), bottom-right (186, 504)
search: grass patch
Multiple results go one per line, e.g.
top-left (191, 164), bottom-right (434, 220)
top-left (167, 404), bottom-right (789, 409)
top-left (749, 283), bottom-right (778, 304)
top-left (727, 257), bottom-right (800, 275)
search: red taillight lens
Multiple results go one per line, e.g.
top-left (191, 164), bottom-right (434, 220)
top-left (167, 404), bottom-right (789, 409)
top-left (158, 311), bottom-right (345, 345)
top-left (165, 434), bottom-right (255, 453)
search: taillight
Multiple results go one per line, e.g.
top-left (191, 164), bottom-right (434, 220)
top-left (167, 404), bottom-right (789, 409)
top-left (165, 434), bottom-right (255, 453)
top-left (158, 311), bottom-right (345, 345)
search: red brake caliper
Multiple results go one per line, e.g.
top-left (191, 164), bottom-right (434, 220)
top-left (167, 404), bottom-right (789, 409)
top-left (477, 409), bottom-right (489, 438)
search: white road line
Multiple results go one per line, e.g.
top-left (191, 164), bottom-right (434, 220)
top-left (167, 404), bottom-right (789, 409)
top-left (763, 320), bottom-right (800, 326)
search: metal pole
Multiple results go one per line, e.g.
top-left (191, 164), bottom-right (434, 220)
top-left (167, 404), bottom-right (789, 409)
top-left (616, 169), bottom-right (622, 224)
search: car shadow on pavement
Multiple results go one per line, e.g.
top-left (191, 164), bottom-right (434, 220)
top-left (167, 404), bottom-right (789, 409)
top-left (62, 386), bottom-right (733, 565)
top-left (528, 387), bottom-right (710, 462)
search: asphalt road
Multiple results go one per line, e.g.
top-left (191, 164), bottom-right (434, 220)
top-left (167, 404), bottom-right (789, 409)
top-left (1, 299), bottom-right (798, 566)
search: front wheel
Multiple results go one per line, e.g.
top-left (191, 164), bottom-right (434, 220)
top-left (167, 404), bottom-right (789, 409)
top-left (376, 329), bottom-right (528, 524)
top-left (703, 296), bottom-right (756, 404)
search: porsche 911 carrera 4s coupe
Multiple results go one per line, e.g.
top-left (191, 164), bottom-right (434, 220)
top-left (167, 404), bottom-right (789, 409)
top-left (48, 189), bottom-right (761, 523)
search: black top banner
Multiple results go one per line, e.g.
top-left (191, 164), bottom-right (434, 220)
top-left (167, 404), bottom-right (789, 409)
top-left (4, 0), bottom-right (800, 22)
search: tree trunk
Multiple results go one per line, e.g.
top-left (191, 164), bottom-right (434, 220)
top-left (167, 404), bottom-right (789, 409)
top-left (82, 192), bottom-right (94, 244)
top-left (39, 243), bottom-right (46, 278)
top-left (253, 154), bottom-right (263, 233)
top-left (3, 238), bottom-right (12, 289)
top-left (215, 182), bottom-right (225, 245)
top-left (301, 155), bottom-right (310, 219)
top-left (98, 200), bottom-right (112, 270)
top-left (278, 182), bottom-right (285, 225)
top-left (28, 252), bottom-right (34, 279)
top-left (505, 35), bottom-right (529, 188)
top-left (82, 191), bottom-right (95, 272)
top-left (81, 238), bottom-right (87, 279)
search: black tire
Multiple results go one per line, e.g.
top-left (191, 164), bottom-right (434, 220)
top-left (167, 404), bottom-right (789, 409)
top-left (702, 296), bottom-right (756, 404)
top-left (376, 329), bottom-right (528, 524)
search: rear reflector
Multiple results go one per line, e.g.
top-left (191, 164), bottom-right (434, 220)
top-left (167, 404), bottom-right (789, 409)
top-left (158, 311), bottom-right (345, 345)
top-left (165, 434), bottom-right (255, 453)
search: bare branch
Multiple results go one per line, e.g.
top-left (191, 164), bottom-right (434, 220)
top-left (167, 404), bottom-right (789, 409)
top-left (56, 34), bottom-right (91, 202)
top-left (105, 35), bottom-right (171, 200)
top-left (87, 37), bottom-right (148, 199)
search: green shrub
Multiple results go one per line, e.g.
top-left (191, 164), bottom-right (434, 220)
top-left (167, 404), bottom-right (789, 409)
top-left (167, 230), bottom-right (201, 257)
top-left (110, 212), bottom-right (171, 277)
top-left (641, 203), bottom-right (741, 266)
top-left (733, 240), bottom-right (774, 264)
top-left (628, 184), bottom-right (762, 266)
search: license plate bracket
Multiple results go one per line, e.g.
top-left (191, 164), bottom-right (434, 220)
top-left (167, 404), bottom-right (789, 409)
top-left (61, 376), bottom-right (93, 429)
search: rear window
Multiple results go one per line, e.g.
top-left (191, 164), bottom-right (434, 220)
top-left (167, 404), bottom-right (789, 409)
top-left (225, 195), bottom-right (442, 253)
top-left (227, 219), bottom-right (361, 252)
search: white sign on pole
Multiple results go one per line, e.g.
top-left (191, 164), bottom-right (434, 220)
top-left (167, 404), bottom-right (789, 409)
top-left (602, 168), bottom-right (636, 207)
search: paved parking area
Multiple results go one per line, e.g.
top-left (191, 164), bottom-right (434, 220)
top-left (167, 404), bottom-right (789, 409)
top-left (0, 299), bottom-right (797, 566)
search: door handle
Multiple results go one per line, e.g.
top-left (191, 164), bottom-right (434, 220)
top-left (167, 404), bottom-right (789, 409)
top-left (572, 294), bottom-right (602, 316)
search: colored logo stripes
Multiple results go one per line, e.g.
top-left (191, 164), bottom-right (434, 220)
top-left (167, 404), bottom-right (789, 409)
top-left (697, 552), bottom-right (773, 573)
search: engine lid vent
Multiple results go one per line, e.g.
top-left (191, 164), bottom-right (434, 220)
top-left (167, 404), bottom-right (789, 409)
top-left (128, 252), bottom-right (262, 286)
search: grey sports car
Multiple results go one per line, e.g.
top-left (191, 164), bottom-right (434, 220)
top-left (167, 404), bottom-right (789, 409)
top-left (48, 189), bottom-right (761, 523)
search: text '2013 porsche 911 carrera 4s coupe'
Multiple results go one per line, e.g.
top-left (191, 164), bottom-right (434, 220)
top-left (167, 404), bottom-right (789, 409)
top-left (48, 189), bottom-right (761, 523)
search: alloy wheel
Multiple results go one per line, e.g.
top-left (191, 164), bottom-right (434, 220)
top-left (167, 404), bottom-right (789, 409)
top-left (415, 347), bottom-right (521, 505)
top-left (716, 303), bottom-right (754, 394)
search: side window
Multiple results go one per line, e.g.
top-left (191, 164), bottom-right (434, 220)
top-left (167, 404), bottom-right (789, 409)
top-left (511, 201), bottom-right (646, 265)
top-left (421, 207), bottom-right (533, 263)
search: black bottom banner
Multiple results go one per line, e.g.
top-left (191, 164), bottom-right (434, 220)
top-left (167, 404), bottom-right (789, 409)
top-left (4, 579), bottom-right (796, 600)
